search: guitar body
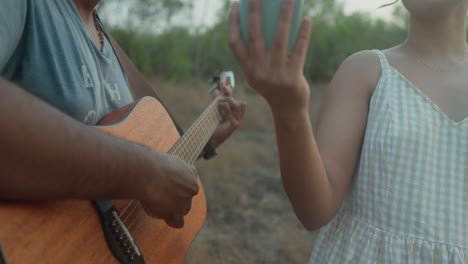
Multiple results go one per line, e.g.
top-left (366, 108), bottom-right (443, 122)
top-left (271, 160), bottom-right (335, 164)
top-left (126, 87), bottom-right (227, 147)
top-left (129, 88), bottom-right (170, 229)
top-left (0, 97), bottom-right (207, 263)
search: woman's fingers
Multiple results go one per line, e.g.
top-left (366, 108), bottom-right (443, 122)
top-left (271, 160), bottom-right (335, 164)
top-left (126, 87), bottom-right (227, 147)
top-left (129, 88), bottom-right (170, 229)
top-left (290, 18), bottom-right (313, 71)
top-left (248, 0), bottom-right (266, 60)
top-left (229, 1), bottom-right (249, 66)
top-left (271, 0), bottom-right (295, 66)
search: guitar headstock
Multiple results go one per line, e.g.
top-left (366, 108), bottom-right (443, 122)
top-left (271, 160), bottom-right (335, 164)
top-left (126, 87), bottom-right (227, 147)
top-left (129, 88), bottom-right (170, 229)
top-left (208, 71), bottom-right (235, 95)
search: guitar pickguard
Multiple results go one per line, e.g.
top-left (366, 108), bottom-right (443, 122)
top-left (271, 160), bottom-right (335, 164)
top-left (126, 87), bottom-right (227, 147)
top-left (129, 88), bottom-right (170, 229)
top-left (94, 200), bottom-right (145, 264)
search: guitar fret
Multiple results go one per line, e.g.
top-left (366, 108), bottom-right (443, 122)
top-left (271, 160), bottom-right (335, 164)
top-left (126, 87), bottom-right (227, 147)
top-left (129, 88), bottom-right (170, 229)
top-left (169, 95), bottom-right (225, 164)
top-left (190, 118), bottom-right (206, 160)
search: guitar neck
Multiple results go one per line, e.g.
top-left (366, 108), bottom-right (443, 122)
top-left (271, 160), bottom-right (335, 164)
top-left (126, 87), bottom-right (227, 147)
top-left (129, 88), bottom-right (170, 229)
top-left (168, 96), bottom-right (222, 164)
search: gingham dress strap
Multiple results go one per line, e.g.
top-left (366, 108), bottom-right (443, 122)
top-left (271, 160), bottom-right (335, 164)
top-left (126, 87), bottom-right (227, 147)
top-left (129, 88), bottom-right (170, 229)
top-left (372, 49), bottom-right (390, 73)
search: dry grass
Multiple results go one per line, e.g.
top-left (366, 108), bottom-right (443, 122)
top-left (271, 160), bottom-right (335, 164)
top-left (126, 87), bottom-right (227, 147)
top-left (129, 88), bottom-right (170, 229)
top-left (148, 77), bottom-right (326, 264)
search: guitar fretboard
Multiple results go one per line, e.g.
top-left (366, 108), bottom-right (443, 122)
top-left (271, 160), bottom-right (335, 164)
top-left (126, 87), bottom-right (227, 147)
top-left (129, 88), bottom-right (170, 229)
top-left (168, 96), bottom-right (222, 164)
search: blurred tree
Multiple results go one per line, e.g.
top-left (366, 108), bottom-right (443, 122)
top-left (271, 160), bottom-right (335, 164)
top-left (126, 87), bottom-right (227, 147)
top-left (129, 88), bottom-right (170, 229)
top-left (100, 0), bottom-right (409, 82)
top-left (391, 4), bottom-right (410, 29)
top-left (99, 0), bottom-right (193, 31)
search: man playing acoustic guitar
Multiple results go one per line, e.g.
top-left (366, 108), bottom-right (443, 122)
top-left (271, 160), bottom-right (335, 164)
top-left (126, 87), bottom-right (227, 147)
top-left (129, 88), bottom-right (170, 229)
top-left (0, 0), bottom-right (246, 231)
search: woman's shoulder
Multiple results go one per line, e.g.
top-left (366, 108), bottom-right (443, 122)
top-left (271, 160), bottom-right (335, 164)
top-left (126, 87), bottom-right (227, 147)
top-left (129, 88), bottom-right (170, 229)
top-left (331, 50), bottom-right (384, 96)
top-left (340, 50), bottom-right (383, 77)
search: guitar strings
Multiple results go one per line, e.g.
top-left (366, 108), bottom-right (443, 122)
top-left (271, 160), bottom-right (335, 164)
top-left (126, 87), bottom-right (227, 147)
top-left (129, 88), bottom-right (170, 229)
top-left (169, 95), bottom-right (222, 161)
top-left (121, 201), bottom-right (141, 225)
top-left (119, 102), bottom-right (220, 224)
top-left (175, 108), bottom-right (217, 163)
top-left (169, 102), bottom-right (216, 159)
top-left (93, 81), bottom-right (229, 262)
top-left (119, 102), bottom-right (221, 220)
top-left (126, 204), bottom-right (145, 233)
top-left (114, 97), bottom-right (223, 223)
top-left (177, 102), bottom-right (222, 163)
top-left (120, 200), bottom-right (138, 219)
top-left (118, 92), bottom-right (225, 232)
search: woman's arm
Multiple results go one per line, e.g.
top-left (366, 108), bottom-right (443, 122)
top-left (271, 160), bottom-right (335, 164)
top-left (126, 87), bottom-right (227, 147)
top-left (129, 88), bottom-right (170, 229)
top-left (228, 0), bottom-right (381, 230)
top-left (272, 51), bottom-right (380, 230)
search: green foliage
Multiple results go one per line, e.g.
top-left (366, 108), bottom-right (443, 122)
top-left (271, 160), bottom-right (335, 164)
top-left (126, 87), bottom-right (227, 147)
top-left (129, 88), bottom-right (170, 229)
top-left (307, 13), bottom-right (407, 81)
top-left (104, 0), bottom-right (408, 82)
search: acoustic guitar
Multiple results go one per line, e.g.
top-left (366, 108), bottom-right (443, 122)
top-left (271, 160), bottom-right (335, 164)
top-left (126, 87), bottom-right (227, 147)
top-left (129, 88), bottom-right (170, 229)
top-left (0, 71), bottom-right (235, 264)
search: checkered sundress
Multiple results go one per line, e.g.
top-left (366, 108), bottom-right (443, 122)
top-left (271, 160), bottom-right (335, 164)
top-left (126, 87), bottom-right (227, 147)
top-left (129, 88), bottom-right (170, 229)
top-left (309, 50), bottom-right (468, 263)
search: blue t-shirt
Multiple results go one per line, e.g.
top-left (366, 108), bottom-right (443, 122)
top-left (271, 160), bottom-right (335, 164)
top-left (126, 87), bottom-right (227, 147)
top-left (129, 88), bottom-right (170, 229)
top-left (0, 0), bottom-right (134, 125)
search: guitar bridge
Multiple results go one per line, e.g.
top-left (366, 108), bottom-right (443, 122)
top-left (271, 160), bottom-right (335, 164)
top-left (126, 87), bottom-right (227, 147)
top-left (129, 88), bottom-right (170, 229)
top-left (94, 200), bottom-right (145, 264)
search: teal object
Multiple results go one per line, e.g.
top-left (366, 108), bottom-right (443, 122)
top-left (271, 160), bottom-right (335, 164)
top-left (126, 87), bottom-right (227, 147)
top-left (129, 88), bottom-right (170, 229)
top-left (239, 0), bottom-right (304, 53)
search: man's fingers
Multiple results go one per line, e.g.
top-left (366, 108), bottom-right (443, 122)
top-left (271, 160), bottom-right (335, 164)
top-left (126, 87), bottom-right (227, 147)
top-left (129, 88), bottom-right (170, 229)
top-left (220, 81), bottom-right (234, 97)
top-left (221, 102), bottom-right (242, 129)
top-left (239, 101), bottom-right (248, 118)
top-left (229, 101), bottom-right (247, 126)
top-left (219, 97), bottom-right (247, 121)
top-left (211, 88), bottom-right (221, 99)
top-left (165, 215), bottom-right (184, 229)
top-left (182, 199), bottom-right (193, 215)
top-left (186, 165), bottom-right (199, 195)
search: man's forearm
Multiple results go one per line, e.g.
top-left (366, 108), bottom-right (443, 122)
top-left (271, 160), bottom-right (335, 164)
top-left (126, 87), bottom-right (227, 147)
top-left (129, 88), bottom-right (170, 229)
top-left (0, 79), bottom-right (150, 201)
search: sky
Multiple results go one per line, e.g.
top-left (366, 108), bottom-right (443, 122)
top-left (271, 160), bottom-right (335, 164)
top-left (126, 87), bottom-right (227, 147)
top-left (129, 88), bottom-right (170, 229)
top-left (103, 0), bottom-right (403, 30)
top-left (341, 0), bottom-right (397, 18)
top-left (189, 0), bottom-right (401, 27)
